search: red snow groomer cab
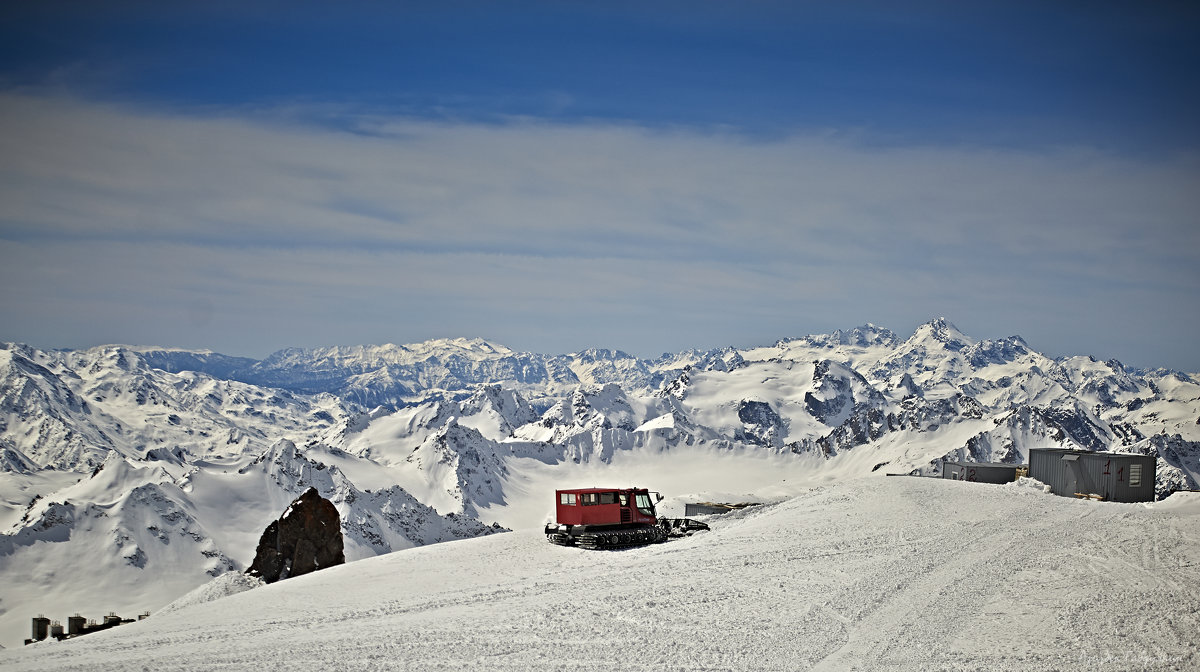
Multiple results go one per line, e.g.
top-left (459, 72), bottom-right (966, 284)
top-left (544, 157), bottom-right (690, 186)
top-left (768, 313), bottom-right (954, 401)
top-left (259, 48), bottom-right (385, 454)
top-left (545, 487), bottom-right (709, 549)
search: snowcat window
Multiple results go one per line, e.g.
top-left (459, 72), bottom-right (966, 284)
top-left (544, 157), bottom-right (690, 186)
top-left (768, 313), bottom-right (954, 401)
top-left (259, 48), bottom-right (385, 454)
top-left (599, 492), bottom-right (616, 505)
top-left (560, 493), bottom-right (576, 506)
top-left (618, 494), bottom-right (629, 506)
top-left (635, 493), bottom-right (654, 516)
top-left (581, 493), bottom-right (599, 506)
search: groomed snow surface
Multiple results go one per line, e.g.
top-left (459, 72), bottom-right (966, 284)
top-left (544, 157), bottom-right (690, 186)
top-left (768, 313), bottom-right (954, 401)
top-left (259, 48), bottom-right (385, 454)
top-left (5, 476), bottom-right (1198, 671)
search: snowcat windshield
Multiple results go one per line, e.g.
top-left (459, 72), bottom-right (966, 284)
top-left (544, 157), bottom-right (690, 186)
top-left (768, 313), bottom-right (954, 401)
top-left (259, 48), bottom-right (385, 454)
top-left (635, 493), bottom-right (654, 517)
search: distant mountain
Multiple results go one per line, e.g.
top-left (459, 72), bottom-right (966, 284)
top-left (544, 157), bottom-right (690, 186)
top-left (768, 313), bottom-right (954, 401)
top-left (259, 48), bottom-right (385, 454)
top-left (0, 343), bottom-right (349, 470)
top-left (129, 338), bottom-right (741, 410)
top-left (2, 319), bottom-right (1199, 646)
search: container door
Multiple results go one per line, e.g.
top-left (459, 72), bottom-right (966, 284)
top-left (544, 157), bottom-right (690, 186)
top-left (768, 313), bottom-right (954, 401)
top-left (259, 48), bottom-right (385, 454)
top-left (1061, 455), bottom-right (1079, 495)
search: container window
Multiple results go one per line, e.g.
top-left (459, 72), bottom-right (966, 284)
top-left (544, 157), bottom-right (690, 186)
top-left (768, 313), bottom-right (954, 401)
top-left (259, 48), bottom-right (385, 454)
top-left (560, 493), bottom-right (576, 506)
top-left (1129, 464), bottom-right (1142, 487)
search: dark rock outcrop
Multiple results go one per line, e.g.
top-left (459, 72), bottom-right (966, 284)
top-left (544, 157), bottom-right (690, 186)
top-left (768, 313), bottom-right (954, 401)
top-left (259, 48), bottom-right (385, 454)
top-left (736, 400), bottom-right (787, 447)
top-left (247, 487), bottom-right (344, 583)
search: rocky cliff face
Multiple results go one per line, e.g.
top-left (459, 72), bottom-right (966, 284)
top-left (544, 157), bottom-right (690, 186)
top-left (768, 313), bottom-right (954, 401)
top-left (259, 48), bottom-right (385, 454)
top-left (247, 487), bottom-right (345, 583)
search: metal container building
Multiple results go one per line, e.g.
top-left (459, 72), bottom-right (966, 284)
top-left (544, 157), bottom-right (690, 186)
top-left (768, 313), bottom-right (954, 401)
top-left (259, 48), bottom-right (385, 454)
top-left (941, 461), bottom-right (1019, 484)
top-left (1028, 448), bottom-right (1156, 503)
top-left (31, 617), bottom-right (49, 642)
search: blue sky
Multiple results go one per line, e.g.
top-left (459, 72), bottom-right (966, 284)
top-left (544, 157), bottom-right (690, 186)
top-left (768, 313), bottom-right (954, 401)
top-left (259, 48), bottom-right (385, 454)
top-left (1, 2), bottom-right (1198, 369)
top-left (4, 2), bottom-right (1197, 146)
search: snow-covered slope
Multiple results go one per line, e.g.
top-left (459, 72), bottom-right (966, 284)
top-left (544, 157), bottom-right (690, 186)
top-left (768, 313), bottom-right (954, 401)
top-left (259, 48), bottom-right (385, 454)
top-left (0, 452), bottom-right (235, 650)
top-left (0, 438), bottom-right (502, 646)
top-left (3, 318), bottom-right (1200, 649)
top-left (3, 477), bottom-right (1197, 671)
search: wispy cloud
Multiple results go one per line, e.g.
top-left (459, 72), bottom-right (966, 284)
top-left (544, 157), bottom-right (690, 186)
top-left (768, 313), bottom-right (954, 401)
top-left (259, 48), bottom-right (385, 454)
top-left (1, 94), bottom-right (1197, 367)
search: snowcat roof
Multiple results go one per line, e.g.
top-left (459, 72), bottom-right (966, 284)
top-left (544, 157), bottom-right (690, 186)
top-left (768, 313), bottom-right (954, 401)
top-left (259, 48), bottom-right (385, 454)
top-left (554, 487), bottom-right (647, 494)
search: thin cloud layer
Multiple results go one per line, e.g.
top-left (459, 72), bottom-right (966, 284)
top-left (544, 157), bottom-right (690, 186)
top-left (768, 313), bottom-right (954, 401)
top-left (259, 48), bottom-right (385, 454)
top-left (1, 94), bottom-right (1197, 368)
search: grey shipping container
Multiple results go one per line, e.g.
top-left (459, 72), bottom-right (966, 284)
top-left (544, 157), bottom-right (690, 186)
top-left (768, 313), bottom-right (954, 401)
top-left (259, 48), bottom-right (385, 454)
top-left (941, 461), bottom-right (1019, 484)
top-left (1028, 448), bottom-right (1156, 503)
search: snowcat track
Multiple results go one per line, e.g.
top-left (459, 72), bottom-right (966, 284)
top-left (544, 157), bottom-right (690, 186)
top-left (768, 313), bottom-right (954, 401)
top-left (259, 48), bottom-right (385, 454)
top-left (546, 532), bottom-right (575, 547)
top-left (574, 526), bottom-right (667, 550)
top-left (546, 518), bottom-right (711, 549)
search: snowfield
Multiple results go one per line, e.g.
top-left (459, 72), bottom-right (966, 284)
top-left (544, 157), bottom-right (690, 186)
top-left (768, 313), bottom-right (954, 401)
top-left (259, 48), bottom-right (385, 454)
top-left (4, 476), bottom-right (1198, 671)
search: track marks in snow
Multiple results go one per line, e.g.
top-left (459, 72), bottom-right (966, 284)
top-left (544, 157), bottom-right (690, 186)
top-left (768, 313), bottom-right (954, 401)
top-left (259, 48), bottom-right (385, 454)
top-left (807, 481), bottom-right (1200, 671)
top-left (811, 506), bottom-right (1054, 669)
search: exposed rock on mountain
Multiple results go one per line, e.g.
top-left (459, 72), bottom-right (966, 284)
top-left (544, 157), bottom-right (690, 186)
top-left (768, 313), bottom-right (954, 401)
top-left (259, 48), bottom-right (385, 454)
top-left (235, 439), bottom-right (507, 556)
top-left (247, 487), bottom-right (344, 583)
top-left (895, 373), bottom-right (923, 399)
top-left (336, 484), bottom-right (508, 557)
top-left (0, 441), bottom-right (38, 474)
top-left (457, 384), bottom-right (538, 437)
top-left (407, 421), bottom-right (507, 516)
top-left (1136, 433), bottom-right (1200, 498)
top-left (963, 336), bottom-right (1032, 368)
top-left (0, 344), bottom-right (116, 469)
top-left (804, 360), bottom-right (886, 426)
top-left (736, 400), bottom-right (787, 448)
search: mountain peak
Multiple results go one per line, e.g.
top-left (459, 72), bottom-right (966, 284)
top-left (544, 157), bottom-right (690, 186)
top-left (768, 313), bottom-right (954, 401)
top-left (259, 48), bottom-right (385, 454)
top-left (911, 318), bottom-right (973, 351)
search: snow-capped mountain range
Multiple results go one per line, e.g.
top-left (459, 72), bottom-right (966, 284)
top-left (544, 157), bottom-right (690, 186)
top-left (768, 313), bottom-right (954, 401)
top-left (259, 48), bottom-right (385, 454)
top-left (2, 318), bottom-right (1198, 647)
